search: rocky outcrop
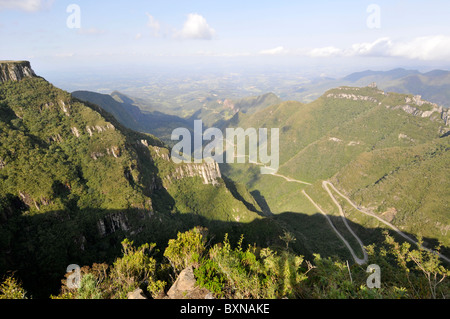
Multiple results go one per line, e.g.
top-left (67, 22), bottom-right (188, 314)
top-left (164, 267), bottom-right (214, 299)
top-left (329, 137), bottom-right (343, 143)
top-left (328, 87), bottom-right (450, 127)
top-left (86, 123), bottom-right (115, 136)
top-left (387, 102), bottom-right (450, 126)
top-left (405, 95), bottom-right (428, 107)
top-left (151, 146), bottom-right (170, 161)
top-left (126, 267), bottom-right (214, 300)
top-left (166, 161), bottom-right (222, 186)
top-left (96, 209), bottom-right (152, 238)
top-left (222, 98), bottom-right (238, 113)
top-left (326, 92), bottom-right (379, 104)
top-left (97, 212), bottom-right (130, 237)
top-left (398, 133), bottom-right (415, 142)
top-left (0, 61), bottom-right (36, 83)
top-left (127, 288), bottom-right (147, 299)
top-left (71, 127), bottom-right (80, 138)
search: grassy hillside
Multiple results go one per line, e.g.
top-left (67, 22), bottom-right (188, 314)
top-left (332, 140), bottom-right (450, 246)
top-left (222, 84), bottom-right (450, 259)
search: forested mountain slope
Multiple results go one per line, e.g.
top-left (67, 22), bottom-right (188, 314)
top-left (0, 62), bottom-right (269, 297)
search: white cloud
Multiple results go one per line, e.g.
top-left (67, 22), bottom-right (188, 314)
top-left (302, 35), bottom-right (450, 61)
top-left (259, 46), bottom-right (288, 55)
top-left (348, 35), bottom-right (450, 61)
top-left (0, 0), bottom-right (52, 12)
top-left (305, 38), bottom-right (393, 58)
top-left (146, 13), bottom-right (161, 37)
top-left (162, 35), bottom-right (450, 61)
top-left (389, 35), bottom-right (450, 61)
top-left (177, 13), bottom-right (215, 40)
top-left (308, 46), bottom-right (342, 58)
top-left (347, 37), bottom-right (393, 57)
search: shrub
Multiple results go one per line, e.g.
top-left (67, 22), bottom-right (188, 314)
top-left (108, 239), bottom-right (164, 299)
top-left (209, 234), bottom-right (308, 299)
top-left (384, 233), bottom-right (450, 299)
top-left (77, 273), bottom-right (102, 299)
top-left (194, 259), bottom-right (226, 298)
top-left (0, 276), bottom-right (27, 299)
top-left (164, 227), bottom-right (208, 273)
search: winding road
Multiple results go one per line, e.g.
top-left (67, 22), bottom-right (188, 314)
top-left (321, 180), bottom-right (450, 264)
top-left (266, 172), bottom-right (450, 265)
top-left (218, 139), bottom-right (450, 264)
top-left (301, 189), bottom-right (368, 265)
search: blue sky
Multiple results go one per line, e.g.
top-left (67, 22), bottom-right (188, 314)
top-left (1, 0), bottom-right (450, 75)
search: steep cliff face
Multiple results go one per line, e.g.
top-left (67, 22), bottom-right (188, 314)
top-left (149, 145), bottom-right (222, 186)
top-left (167, 161), bottom-right (222, 186)
top-left (0, 61), bottom-right (36, 83)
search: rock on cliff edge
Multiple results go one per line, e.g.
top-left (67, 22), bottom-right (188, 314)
top-left (0, 60), bottom-right (36, 83)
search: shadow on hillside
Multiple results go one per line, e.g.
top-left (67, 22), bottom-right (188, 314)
top-left (221, 176), bottom-right (271, 217)
top-left (1, 204), bottom-right (448, 299)
top-left (250, 190), bottom-right (273, 216)
top-left (72, 95), bottom-right (193, 146)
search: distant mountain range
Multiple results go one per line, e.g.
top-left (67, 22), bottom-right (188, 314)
top-left (342, 68), bottom-right (450, 107)
top-left (73, 68), bottom-right (450, 133)
top-left (294, 68), bottom-right (450, 108)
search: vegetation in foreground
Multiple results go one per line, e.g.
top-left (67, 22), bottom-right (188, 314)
top-left (1, 227), bottom-right (448, 300)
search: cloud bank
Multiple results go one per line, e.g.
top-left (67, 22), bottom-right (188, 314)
top-left (260, 36), bottom-right (450, 61)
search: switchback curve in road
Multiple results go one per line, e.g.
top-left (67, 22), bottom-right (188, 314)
top-left (322, 181), bottom-right (450, 264)
top-left (267, 171), bottom-right (450, 264)
top-left (266, 172), bottom-right (368, 264)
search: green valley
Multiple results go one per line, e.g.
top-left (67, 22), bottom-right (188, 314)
top-left (0, 61), bottom-right (449, 300)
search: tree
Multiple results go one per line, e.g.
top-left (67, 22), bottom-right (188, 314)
top-left (384, 233), bottom-right (450, 299)
top-left (279, 231), bottom-right (296, 250)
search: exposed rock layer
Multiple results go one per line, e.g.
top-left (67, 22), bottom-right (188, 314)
top-left (0, 61), bottom-right (36, 83)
